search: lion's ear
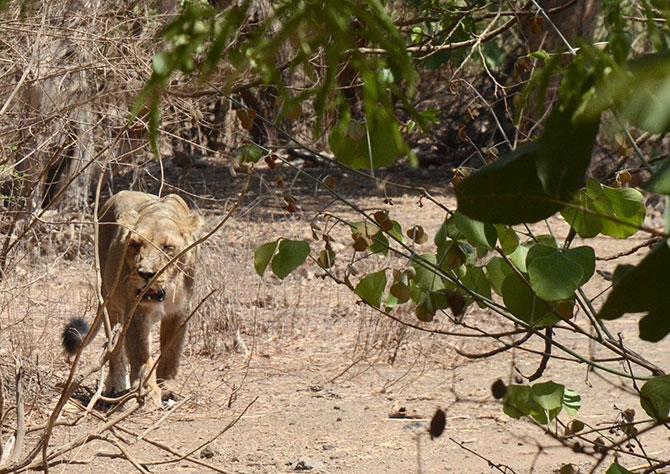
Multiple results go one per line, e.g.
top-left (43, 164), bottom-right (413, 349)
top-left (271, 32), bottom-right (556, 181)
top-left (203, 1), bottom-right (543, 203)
top-left (183, 212), bottom-right (203, 240)
top-left (117, 210), bottom-right (139, 239)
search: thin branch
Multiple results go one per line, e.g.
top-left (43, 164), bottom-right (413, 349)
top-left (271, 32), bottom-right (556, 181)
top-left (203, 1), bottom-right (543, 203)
top-left (145, 396), bottom-right (257, 468)
top-left (449, 437), bottom-right (518, 473)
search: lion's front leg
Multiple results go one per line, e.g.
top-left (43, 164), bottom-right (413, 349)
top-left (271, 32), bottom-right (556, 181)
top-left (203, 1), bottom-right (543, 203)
top-left (125, 313), bottom-right (162, 408)
top-left (104, 306), bottom-right (130, 396)
top-left (105, 344), bottom-right (129, 396)
top-left (156, 312), bottom-right (188, 383)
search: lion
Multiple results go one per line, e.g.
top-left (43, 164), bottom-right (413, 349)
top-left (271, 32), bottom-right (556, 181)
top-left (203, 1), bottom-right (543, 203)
top-left (62, 190), bottom-right (202, 407)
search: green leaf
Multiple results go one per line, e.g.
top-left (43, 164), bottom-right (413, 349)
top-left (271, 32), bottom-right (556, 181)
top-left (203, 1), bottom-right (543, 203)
top-left (528, 250), bottom-right (582, 301)
top-left (455, 144), bottom-right (564, 224)
top-left (562, 388), bottom-right (582, 416)
top-left (567, 246), bottom-right (596, 286)
top-left (355, 270), bottom-right (387, 308)
top-left (503, 382), bottom-right (568, 424)
top-left (387, 220), bottom-right (405, 243)
top-left (647, 157), bottom-right (670, 194)
top-left (526, 243), bottom-right (558, 265)
top-left (449, 212), bottom-right (497, 249)
top-left (595, 53), bottom-right (670, 134)
top-left (503, 384), bottom-right (534, 419)
top-left (531, 382), bottom-right (564, 412)
top-left (237, 144), bottom-right (265, 163)
top-left (436, 240), bottom-right (471, 272)
top-left (507, 244), bottom-right (529, 272)
top-left (597, 184), bottom-right (646, 238)
top-left (598, 243), bottom-right (670, 342)
top-left (640, 375), bottom-right (670, 421)
top-left (254, 240), bottom-right (278, 276)
top-left (366, 107), bottom-right (405, 169)
top-left (485, 257), bottom-right (513, 296)
top-left (526, 245), bottom-right (595, 301)
top-left (415, 293), bottom-right (434, 322)
top-left (434, 218), bottom-right (449, 246)
top-left (426, 290), bottom-right (454, 313)
top-left (560, 187), bottom-right (601, 238)
top-left (369, 232), bottom-right (390, 256)
top-left (605, 463), bottom-right (633, 474)
top-left (456, 80), bottom-right (599, 225)
top-left (561, 180), bottom-right (645, 239)
top-left (270, 239), bottom-right (310, 279)
top-left (536, 100), bottom-right (600, 199)
top-left (412, 254), bottom-right (444, 292)
top-left (534, 234), bottom-right (558, 248)
top-left (384, 294), bottom-right (398, 311)
top-left (351, 221), bottom-right (389, 256)
top-left (495, 224), bottom-right (519, 254)
top-left (460, 266), bottom-right (491, 307)
top-left (501, 273), bottom-right (559, 327)
top-left (352, 221), bottom-right (380, 239)
top-left (329, 113), bottom-right (367, 168)
top-left (328, 100), bottom-right (405, 170)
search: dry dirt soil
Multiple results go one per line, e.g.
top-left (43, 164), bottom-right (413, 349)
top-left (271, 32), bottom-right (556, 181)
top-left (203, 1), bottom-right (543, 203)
top-left (2, 162), bottom-right (669, 473)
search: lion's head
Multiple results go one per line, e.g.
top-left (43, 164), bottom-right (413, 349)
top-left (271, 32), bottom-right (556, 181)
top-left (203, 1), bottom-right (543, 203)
top-left (118, 195), bottom-right (202, 305)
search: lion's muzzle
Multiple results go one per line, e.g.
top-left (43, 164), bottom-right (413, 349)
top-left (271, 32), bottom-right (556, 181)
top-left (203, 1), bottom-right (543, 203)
top-left (137, 287), bottom-right (166, 302)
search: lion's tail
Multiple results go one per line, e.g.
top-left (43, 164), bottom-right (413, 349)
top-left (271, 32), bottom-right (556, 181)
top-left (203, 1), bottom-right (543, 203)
top-left (61, 317), bottom-right (91, 355)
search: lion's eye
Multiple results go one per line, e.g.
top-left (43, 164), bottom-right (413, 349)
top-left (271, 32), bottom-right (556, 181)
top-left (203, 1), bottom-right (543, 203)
top-left (162, 244), bottom-right (175, 253)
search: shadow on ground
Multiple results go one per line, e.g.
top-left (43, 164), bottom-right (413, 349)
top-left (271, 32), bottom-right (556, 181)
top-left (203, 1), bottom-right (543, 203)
top-left (109, 155), bottom-right (455, 222)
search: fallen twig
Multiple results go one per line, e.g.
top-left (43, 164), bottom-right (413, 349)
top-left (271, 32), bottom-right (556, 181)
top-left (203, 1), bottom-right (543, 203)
top-left (89, 435), bottom-right (149, 474)
top-left (135, 396), bottom-right (190, 442)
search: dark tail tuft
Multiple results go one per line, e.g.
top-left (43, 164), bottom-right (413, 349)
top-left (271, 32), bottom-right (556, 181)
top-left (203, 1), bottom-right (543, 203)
top-left (62, 317), bottom-right (90, 355)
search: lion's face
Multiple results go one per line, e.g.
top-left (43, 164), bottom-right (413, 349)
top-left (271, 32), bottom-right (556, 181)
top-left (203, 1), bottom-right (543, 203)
top-left (120, 201), bottom-right (201, 305)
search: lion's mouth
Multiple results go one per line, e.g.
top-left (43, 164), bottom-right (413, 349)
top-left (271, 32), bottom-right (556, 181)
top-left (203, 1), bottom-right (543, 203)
top-left (137, 287), bottom-right (166, 302)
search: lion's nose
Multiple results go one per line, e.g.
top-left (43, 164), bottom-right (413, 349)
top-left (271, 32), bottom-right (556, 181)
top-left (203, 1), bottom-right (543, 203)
top-left (138, 270), bottom-right (156, 281)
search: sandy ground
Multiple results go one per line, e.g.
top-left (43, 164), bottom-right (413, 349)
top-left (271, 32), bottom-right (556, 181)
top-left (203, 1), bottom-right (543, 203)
top-left (2, 162), bottom-right (669, 473)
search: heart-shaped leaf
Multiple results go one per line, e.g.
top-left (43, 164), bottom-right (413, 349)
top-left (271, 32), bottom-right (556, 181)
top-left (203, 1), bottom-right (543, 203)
top-left (355, 270), bottom-right (387, 308)
top-left (271, 239), bottom-right (311, 279)
top-left (456, 144), bottom-right (564, 224)
top-left (412, 254), bottom-right (445, 292)
top-left (495, 224), bottom-right (519, 254)
top-left (526, 245), bottom-right (595, 300)
top-left (501, 273), bottom-right (559, 327)
top-left (460, 265), bottom-right (491, 307)
top-left (456, 84), bottom-right (599, 225)
top-left (254, 240), bottom-right (279, 276)
top-left (503, 381), bottom-right (572, 425)
top-left (448, 212), bottom-right (497, 249)
top-left (640, 375), bottom-right (670, 421)
top-left (531, 381), bottom-right (564, 412)
top-left (536, 100), bottom-right (599, 199)
top-left (561, 180), bottom-right (645, 239)
top-left (485, 257), bottom-right (514, 296)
